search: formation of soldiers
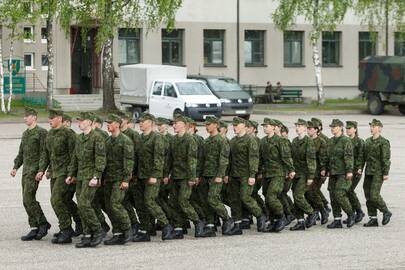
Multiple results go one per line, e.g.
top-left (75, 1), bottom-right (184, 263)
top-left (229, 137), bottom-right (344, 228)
top-left (11, 107), bottom-right (392, 248)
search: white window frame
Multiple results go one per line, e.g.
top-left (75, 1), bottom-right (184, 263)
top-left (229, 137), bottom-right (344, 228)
top-left (41, 54), bottom-right (48, 70)
top-left (24, 53), bottom-right (35, 70)
top-left (23, 26), bottom-right (34, 43)
top-left (41, 27), bottom-right (47, 44)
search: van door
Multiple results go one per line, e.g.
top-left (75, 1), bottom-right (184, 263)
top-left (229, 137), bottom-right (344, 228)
top-left (149, 81), bottom-right (164, 117)
top-left (161, 82), bottom-right (182, 118)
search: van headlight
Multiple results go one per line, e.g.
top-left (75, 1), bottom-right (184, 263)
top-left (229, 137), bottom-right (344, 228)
top-left (185, 103), bottom-right (198, 108)
top-left (248, 97), bottom-right (253, 103)
top-left (219, 98), bottom-right (231, 104)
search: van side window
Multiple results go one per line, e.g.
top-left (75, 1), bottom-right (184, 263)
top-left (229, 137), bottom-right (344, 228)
top-left (164, 83), bottom-right (177, 98)
top-left (152, 82), bottom-right (163, 96)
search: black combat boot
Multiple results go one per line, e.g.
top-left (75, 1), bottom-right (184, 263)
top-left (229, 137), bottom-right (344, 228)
top-left (132, 231), bottom-right (151, 242)
top-left (325, 205), bottom-right (332, 213)
top-left (173, 228), bottom-right (184, 239)
top-left (256, 215), bottom-right (267, 232)
top-left (290, 220), bottom-right (305, 231)
top-left (284, 214), bottom-right (295, 226)
top-left (195, 220), bottom-right (209, 237)
top-left (273, 217), bottom-right (286, 232)
top-left (182, 227), bottom-right (188, 234)
top-left (104, 234), bottom-right (126, 245)
top-left (124, 228), bottom-right (133, 242)
top-left (222, 219), bottom-right (235, 235)
top-left (53, 227), bottom-right (73, 244)
top-left (204, 224), bottom-right (216, 237)
top-left (89, 231), bottom-right (104, 247)
top-left (382, 210), bottom-right (392, 225)
top-left (72, 222), bottom-right (83, 237)
top-left (226, 222), bottom-right (243, 235)
top-left (327, 219), bottom-right (343, 229)
top-left (305, 212), bottom-right (317, 228)
top-left (75, 235), bottom-right (92, 248)
top-left (240, 219), bottom-right (251, 230)
top-left (355, 209), bottom-right (365, 223)
top-left (346, 214), bottom-right (356, 228)
top-left (101, 222), bottom-right (110, 238)
top-left (161, 224), bottom-right (176, 241)
top-left (320, 208), bottom-right (329, 225)
top-left (262, 221), bottom-right (274, 233)
top-left (35, 222), bottom-right (51, 240)
top-left (21, 228), bottom-right (38, 241)
top-left (131, 223), bottom-right (140, 236)
top-left (364, 217), bottom-right (378, 227)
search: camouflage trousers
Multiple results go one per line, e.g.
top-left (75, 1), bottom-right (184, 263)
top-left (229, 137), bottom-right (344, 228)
top-left (263, 176), bottom-right (285, 219)
top-left (76, 180), bottom-right (101, 235)
top-left (227, 177), bottom-right (263, 221)
top-left (50, 177), bottom-right (74, 230)
top-left (124, 181), bottom-right (140, 226)
top-left (292, 175), bottom-right (314, 219)
top-left (281, 180), bottom-right (294, 216)
top-left (202, 177), bottom-right (230, 224)
top-left (104, 181), bottom-right (130, 233)
top-left (93, 182), bottom-right (108, 227)
top-left (347, 174), bottom-right (363, 211)
top-left (328, 175), bottom-right (354, 218)
top-left (363, 175), bottom-right (388, 217)
top-left (252, 177), bottom-right (268, 216)
top-left (22, 173), bottom-right (48, 228)
top-left (191, 181), bottom-right (208, 220)
top-left (157, 182), bottom-right (178, 224)
top-left (169, 179), bottom-right (200, 227)
top-left (306, 178), bottom-right (327, 211)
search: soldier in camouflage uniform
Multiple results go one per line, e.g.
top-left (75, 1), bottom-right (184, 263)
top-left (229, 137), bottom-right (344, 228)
top-left (345, 121), bottom-right (366, 224)
top-left (363, 119), bottom-right (392, 227)
top-left (259, 118), bottom-right (295, 233)
top-left (326, 119), bottom-right (356, 229)
top-left (289, 119), bottom-right (318, 231)
top-left (219, 121), bottom-right (231, 209)
top-left (11, 107), bottom-right (51, 241)
top-left (66, 112), bottom-right (106, 248)
top-left (167, 115), bottom-right (209, 238)
top-left (227, 117), bottom-right (267, 234)
top-left (36, 109), bottom-right (76, 244)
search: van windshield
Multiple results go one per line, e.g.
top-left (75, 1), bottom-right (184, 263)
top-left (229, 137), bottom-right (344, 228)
top-left (208, 78), bottom-right (242, 91)
top-left (176, 82), bottom-right (212, 95)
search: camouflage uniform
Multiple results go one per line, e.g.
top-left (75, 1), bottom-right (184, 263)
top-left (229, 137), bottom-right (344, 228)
top-left (191, 133), bottom-right (208, 221)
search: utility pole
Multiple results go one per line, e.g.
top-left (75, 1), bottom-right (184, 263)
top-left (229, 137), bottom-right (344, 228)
top-left (385, 0), bottom-right (389, 56)
top-left (236, 0), bottom-right (240, 83)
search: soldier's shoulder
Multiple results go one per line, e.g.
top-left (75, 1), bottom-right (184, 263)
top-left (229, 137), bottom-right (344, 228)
top-left (36, 126), bottom-right (48, 134)
top-left (380, 136), bottom-right (390, 145)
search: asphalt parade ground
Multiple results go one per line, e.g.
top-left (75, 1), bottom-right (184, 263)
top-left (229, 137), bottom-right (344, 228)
top-left (1, 113), bottom-right (404, 270)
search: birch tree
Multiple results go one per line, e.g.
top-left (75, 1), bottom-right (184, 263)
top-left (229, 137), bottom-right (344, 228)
top-left (59, 0), bottom-right (182, 111)
top-left (272, 0), bottom-right (351, 105)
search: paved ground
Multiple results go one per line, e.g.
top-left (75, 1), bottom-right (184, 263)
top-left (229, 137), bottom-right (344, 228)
top-left (1, 113), bottom-right (404, 270)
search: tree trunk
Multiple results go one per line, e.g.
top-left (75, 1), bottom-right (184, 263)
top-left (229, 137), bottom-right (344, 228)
top-left (102, 37), bottom-right (116, 111)
top-left (0, 27), bottom-right (5, 113)
top-left (46, 18), bottom-right (54, 110)
top-left (7, 39), bottom-right (14, 112)
top-left (312, 38), bottom-right (325, 105)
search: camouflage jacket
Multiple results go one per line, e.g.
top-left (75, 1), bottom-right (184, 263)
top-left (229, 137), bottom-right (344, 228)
top-left (319, 132), bottom-right (330, 157)
top-left (94, 127), bottom-right (109, 141)
top-left (68, 129), bottom-right (106, 181)
top-left (161, 133), bottom-right (173, 178)
top-left (199, 134), bottom-right (229, 178)
top-left (351, 136), bottom-right (365, 172)
top-left (364, 136), bottom-right (391, 176)
top-left (291, 135), bottom-right (316, 179)
top-left (193, 134), bottom-right (205, 178)
top-left (259, 135), bottom-right (294, 178)
top-left (122, 128), bottom-right (140, 177)
top-left (312, 136), bottom-right (328, 177)
top-left (327, 135), bottom-right (353, 176)
top-left (39, 127), bottom-right (76, 178)
top-left (281, 137), bottom-right (293, 174)
top-left (168, 133), bottom-right (198, 180)
top-left (14, 125), bottom-right (47, 175)
top-left (103, 132), bottom-right (134, 182)
top-left (229, 134), bottom-right (259, 178)
top-left (137, 131), bottom-right (165, 179)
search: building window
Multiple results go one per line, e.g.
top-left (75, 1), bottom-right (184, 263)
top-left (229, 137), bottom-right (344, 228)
top-left (23, 26), bottom-right (34, 43)
top-left (394, 32), bottom-right (405, 56)
top-left (118, 28), bottom-right (141, 65)
top-left (284, 31), bottom-right (304, 66)
top-left (322, 31), bottom-right (341, 66)
top-left (41, 54), bottom-right (48, 70)
top-left (204, 30), bottom-right (225, 66)
top-left (162, 29), bottom-right (183, 65)
top-left (24, 53), bottom-right (34, 70)
top-left (41, 27), bottom-right (48, 43)
top-left (359, 32), bottom-right (377, 60)
top-left (244, 30), bottom-right (265, 66)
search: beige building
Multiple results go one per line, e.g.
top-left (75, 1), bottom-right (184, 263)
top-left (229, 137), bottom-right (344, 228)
top-left (3, 0), bottom-right (405, 100)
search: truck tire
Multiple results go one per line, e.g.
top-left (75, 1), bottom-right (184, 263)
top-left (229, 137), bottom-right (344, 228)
top-left (367, 93), bottom-right (384, 115)
top-left (131, 107), bottom-right (142, 121)
top-left (399, 105), bottom-right (405, 115)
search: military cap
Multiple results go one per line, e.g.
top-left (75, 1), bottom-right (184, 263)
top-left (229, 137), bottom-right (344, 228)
top-left (94, 115), bottom-right (104, 124)
top-left (232, 116), bottom-right (246, 126)
top-left (281, 125), bottom-right (289, 133)
top-left (311, 118), bottom-right (323, 128)
top-left (294, 118), bottom-right (307, 126)
top-left (48, 109), bottom-right (64, 118)
top-left (307, 120), bottom-right (316, 128)
top-left (24, 107), bottom-right (37, 116)
top-left (248, 120), bottom-right (259, 129)
top-left (219, 120), bottom-right (228, 129)
top-left (173, 114), bottom-right (188, 123)
top-left (369, 119), bottom-right (383, 127)
top-left (156, 117), bottom-right (171, 125)
top-left (329, 119), bottom-right (344, 127)
top-left (273, 119), bottom-right (283, 127)
top-left (62, 113), bottom-right (72, 122)
top-left (261, 117), bottom-right (277, 126)
top-left (76, 112), bottom-right (94, 121)
top-left (138, 113), bottom-right (155, 122)
top-left (116, 111), bottom-right (126, 118)
top-left (105, 113), bottom-right (122, 124)
top-left (187, 117), bottom-right (196, 125)
top-left (346, 121), bottom-right (358, 129)
top-left (205, 116), bottom-right (220, 125)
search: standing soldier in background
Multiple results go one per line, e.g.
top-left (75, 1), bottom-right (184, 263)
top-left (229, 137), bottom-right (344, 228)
top-left (11, 107), bottom-right (51, 241)
top-left (363, 119), bottom-right (392, 227)
top-left (326, 119), bottom-right (356, 229)
top-left (345, 121), bottom-right (365, 224)
top-left (66, 112), bottom-right (106, 248)
top-left (36, 109), bottom-right (76, 244)
top-left (290, 119), bottom-right (318, 231)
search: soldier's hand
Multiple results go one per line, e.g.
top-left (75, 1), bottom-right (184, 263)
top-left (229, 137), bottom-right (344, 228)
top-left (320, 170), bottom-right (326, 177)
top-left (307, 179), bottom-right (314, 186)
top-left (65, 177), bottom-right (73, 185)
top-left (248, 177), bottom-right (255, 186)
top-left (148, 177), bottom-right (157, 185)
top-left (35, 172), bottom-right (44, 182)
top-left (89, 177), bottom-right (99, 187)
top-left (257, 174), bottom-right (263, 180)
top-left (224, 176), bottom-right (229, 184)
top-left (163, 177), bottom-right (169, 185)
top-left (214, 177), bottom-right (222, 183)
top-left (288, 171), bottom-right (296, 180)
top-left (194, 178), bottom-right (201, 185)
top-left (10, 169), bottom-right (17, 177)
top-left (346, 172), bottom-right (353, 180)
top-left (45, 171), bottom-right (51, 179)
top-left (383, 175), bottom-right (389, 181)
top-left (357, 169), bottom-right (362, 175)
top-left (188, 180), bottom-right (195, 187)
top-left (120, 182), bottom-right (129, 190)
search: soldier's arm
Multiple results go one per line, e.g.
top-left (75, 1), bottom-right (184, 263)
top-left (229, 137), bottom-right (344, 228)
top-left (306, 139), bottom-right (316, 179)
top-left (187, 137), bottom-right (198, 180)
top-left (280, 140), bottom-right (295, 173)
top-left (198, 140), bottom-right (205, 178)
top-left (94, 136), bottom-right (107, 179)
top-left (13, 133), bottom-right (25, 170)
top-left (356, 139), bottom-right (365, 171)
top-left (318, 138), bottom-right (328, 172)
top-left (258, 140), bottom-right (263, 175)
top-left (132, 133), bottom-right (140, 178)
top-left (344, 139), bottom-right (354, 174)
top-left (123, 139), bottom-right (134, 182)
top-left (248, 137), bottom-right (259, 178)
top-left (38, 136), bottom-right (50, 173)
top-left (151, 136), bottom-right (165, 179)
top-left (68, 141), bottom-right (78, 177)
top-left (217, 138), bottom-right (230, 178)
top-left (381, 139), bottom-right (391, 176)
top-left (67, 130), bottom-right (77, 163)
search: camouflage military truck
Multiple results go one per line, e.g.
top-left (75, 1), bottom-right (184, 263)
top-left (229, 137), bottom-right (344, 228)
top-left (359, 56), bottom-right (405, 115)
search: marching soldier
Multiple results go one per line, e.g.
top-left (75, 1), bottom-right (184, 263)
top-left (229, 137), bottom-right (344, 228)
top-left (11, 107), bottom-right (51, 241)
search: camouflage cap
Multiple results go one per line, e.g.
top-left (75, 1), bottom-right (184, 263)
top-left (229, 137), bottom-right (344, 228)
top-left (281, 125), bottom-right (289, 133)
top-left (94, 115), bottom-right (104, 124)
top-left (48, 109), bottom-right (64, 118)
top-left (294, 118), bottom-right (307, 126)
top-left (76, 112), bottom-right (94, 121)
top-left (62, 113), bottom-right (72, 122)
top-left (329, 119), bottom-right (344, 127)
top-left (219, 120), bottom-right (228, 129)
top-left (105, 113), bottom-right (122, 124)
top-left (307, 120), bottom-right (316, 128)
top-left (369, 119), bottom-right (383, 127)
top-left (205, 116), bottom-right (220, 125)
top-left (24, 107), bottom-right (37, 116)
top-left (156, 117), bottom-right (171, 125)
top-left (138, 113), bottom-right (155, 122)
top-left (311, 118), bottom-right (323, 128)
top-left (248, 120), bottom-right (259, 129)
top-left (232, 116), bottom-right (246, 126)
top-left (273, 119), bottom-right (283, 127)
top-left (346, 121), bottom-right (358, 129)
top-left (261, 117), bottom-right (277, 126)
top-left (173, 114), bottom-right (188, 123)
top-left (187, 117), bottom-right (196, 125)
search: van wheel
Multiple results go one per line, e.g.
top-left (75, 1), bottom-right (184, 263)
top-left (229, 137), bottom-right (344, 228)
top-left (131, 107), bottom-right (142, 121)
top-left (173, 109), bottom-right (184, 118)
top-left (367, 93), bottom-right (384, 115)
top-left (399, 105), bottom-right (405, 115)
